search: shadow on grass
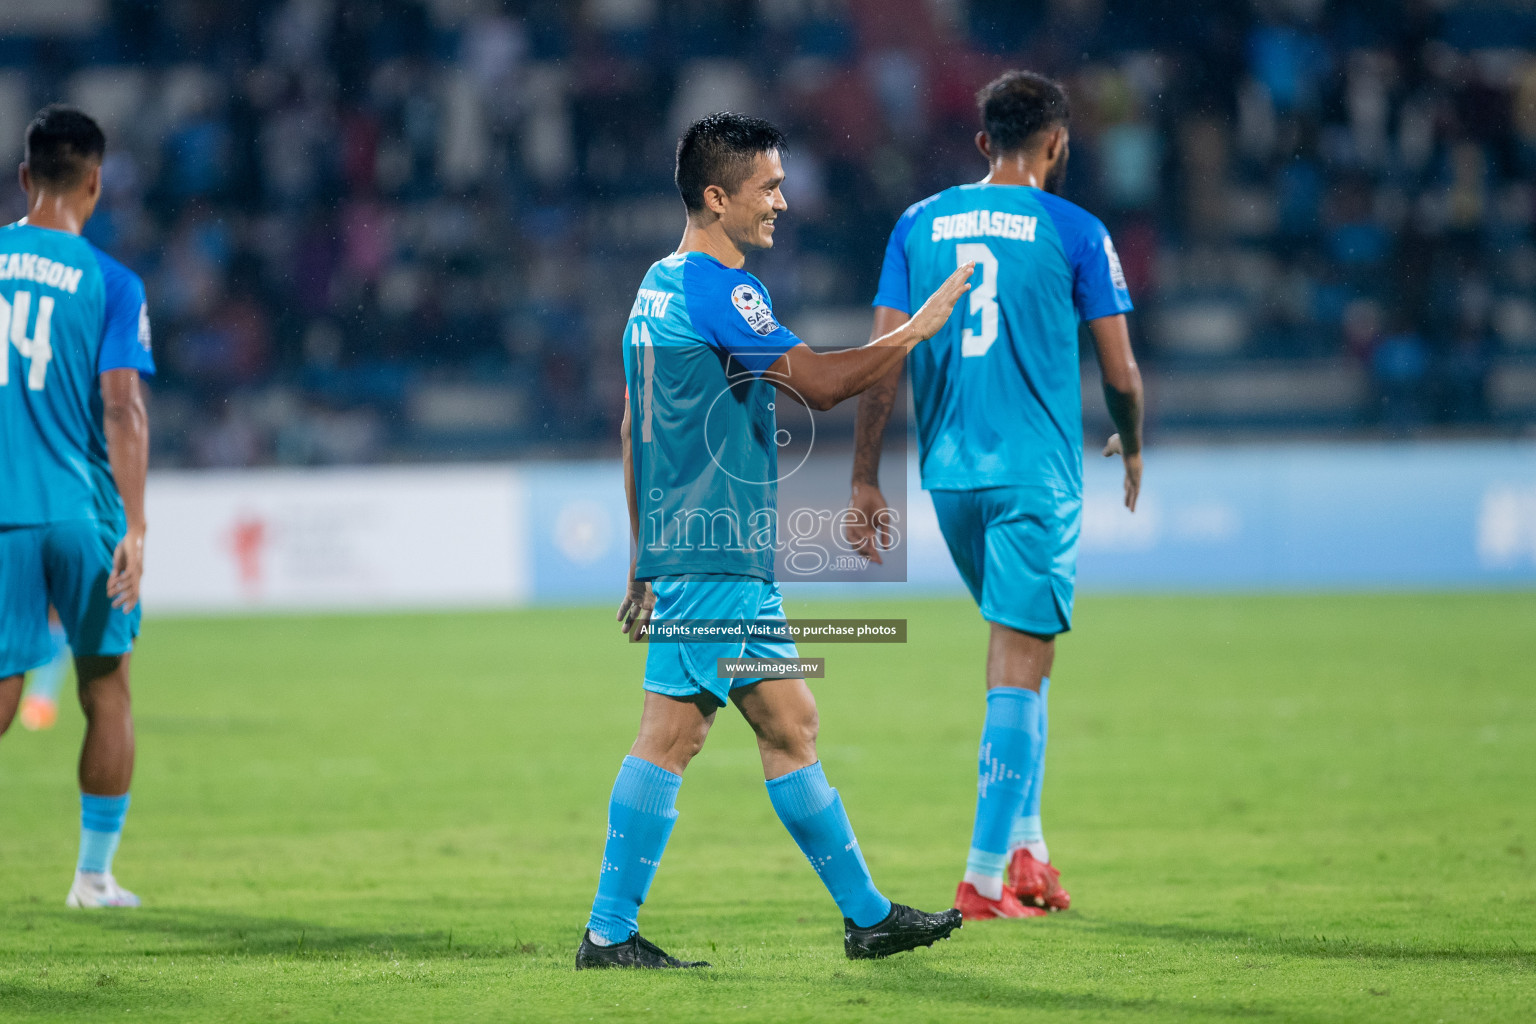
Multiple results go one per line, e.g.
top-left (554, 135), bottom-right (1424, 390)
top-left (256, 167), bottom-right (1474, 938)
top-left (1075, 917), bottom-right (1534, 967)
top-left (15, 906), bottom-right (555, 960)
top-left (9, 907), bottom-right (1527, 1022)
top-left (0, 908), bottom-right (574, 1020)
top-left (25, 905), bottom-right (1531, 969)
top-left (825, 959), bottom-right (1279, 1019)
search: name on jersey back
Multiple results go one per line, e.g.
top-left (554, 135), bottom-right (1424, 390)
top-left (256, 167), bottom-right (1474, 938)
top-left (0, 252), bottom-right (85, 294)
top-left (631, 288), bottom-right (673, 319)
top-left (930, 211), bottom-right (1038, 244)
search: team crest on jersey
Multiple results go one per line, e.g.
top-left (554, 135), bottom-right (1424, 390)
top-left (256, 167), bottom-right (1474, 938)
top-left (1104, 237), bottom-right (1128, 292)
top-left (137, 302), bottom-right (152, 352)
top-left (731, 283), bottom-right (778, 336)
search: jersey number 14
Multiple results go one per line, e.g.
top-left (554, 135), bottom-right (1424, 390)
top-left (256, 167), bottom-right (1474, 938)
top-left (956, 243), bottom-right (999, 358)
top-left (0, 289), bottom-right (55, 390)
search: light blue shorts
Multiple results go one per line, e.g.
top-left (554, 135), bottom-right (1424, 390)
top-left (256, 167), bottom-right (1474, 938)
top-left (930, 486), bottom-right (1082, 637)
top-left (643, 575), bottom-right (800, 707)
top-left (0, 520), bottom-right (141, 678)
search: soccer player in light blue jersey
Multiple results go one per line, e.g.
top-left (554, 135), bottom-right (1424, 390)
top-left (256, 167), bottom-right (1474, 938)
top-left (0, 107), bottom-right (154, 909)
top-left (576, 113), bottom-right (975, 968)
top-left (849, 72), bottom-right (1146, 920)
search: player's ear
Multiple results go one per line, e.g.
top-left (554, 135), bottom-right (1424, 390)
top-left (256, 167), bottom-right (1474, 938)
top-left (85, 163), bottom-right (102, 201)
top-left (701, 182), bottom-right (729, 217)
top-left (1044, 126), bottom-right (1066, 162)
top-left (975, 132), bottom-right (991, 161)
top-left (18, 162), bottom-right (29, 194)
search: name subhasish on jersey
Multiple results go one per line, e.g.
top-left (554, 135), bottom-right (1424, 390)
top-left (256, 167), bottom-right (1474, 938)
top-left (0, 252), bottom-right (84, 294)
top-left (930, 211), bottom-right (1038, 243)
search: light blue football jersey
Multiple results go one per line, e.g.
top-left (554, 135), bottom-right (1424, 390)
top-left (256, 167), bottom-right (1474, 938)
top-left (873, 184), bottom-right (1132, 497)
top-left (0, 222), bottom-right (155, 527)
top-left (624, 252), bottom-right (801, 581)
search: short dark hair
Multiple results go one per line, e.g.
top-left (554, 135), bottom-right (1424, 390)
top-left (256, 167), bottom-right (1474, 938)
top-left (977, 71), bottom-right (1069, 156)
top-left (675, 112), bottom-right (787, 213)
top-left (25, 105), bottom-right (106, 190)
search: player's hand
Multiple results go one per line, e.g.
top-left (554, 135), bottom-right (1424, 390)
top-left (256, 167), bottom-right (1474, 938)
top-left (845, 483), bottom-right (894, 564)
top-left (617, 578), bottom-right (654, 641)
top-left (905, 262), bottom-right (974, 344)
top-left (107, 525), bottom-right (146, 613)
top-left (1102, 434), bottom-right (1142, 512)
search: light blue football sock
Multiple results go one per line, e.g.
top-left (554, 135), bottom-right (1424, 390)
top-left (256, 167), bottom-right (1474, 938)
top-left (586, 756), bottom-right (682, 945)
top-left (24, 622), bottom-right (70, 703)
top-left (966, 687), bottom-right (1042, 894)
top-left (78, 792), bottom-right (130, 874)
top-left (1010, 676), bottom-right (1049, 857)
top-left (766, 761), bottom-right (891, 928)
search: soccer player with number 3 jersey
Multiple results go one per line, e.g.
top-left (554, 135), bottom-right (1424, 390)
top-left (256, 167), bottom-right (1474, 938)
top-left (0, 107), bottom-right (154, 909)
top-left (849, 72), bottom-right (1146, 920)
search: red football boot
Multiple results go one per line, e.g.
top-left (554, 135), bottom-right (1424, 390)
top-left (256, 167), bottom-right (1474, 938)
top-left (1008, 848), bottom-right (1070, 911)
top-left (954, 881), bottom-right (1048, 920)
top-left (19, 694), bottom-right (58, 731)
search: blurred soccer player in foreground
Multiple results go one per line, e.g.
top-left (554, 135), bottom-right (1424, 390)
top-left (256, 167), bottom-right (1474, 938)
top-left (18, 608), bottom-right (71, 730)
top-left (576, 113), bottom-right (974, 969)
top-left (0, 106), bottom-right (154, 908)
top-left (849, 72), bottom-right (1145, 919)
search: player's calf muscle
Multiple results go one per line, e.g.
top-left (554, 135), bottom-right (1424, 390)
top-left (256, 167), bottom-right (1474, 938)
top-left (985, 625), bottom-right (1053, 691)
top-left (734, 679), bottom-right (820, 778)
top-left (744, 698), bottom-right (817, 753)
top-left (629, 693), bottom-right (714, 773)
top-left (750, 712), bottom-right (818, 764)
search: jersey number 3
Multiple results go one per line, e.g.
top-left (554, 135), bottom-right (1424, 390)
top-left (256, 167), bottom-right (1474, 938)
top-left (0, 289), bottom-right (55, 390)
top-left (956, 243), bottom-right (998, 358)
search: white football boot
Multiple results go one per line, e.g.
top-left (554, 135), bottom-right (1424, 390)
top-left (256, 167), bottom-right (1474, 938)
top-left (65, 871), bottom-right (140, 908)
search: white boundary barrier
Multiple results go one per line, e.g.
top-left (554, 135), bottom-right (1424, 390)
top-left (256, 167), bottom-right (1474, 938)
top-left (143, 466), bottom-right (528, 613)
top-left (139, 441), bottom-right (1536, 615)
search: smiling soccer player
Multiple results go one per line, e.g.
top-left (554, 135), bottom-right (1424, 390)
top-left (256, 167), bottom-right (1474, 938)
top-left (575, 113), bottom-right (975, 969)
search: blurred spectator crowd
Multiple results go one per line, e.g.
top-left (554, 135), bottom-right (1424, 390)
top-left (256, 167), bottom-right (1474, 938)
top-left (1, 0), bottom-right (1534, 466)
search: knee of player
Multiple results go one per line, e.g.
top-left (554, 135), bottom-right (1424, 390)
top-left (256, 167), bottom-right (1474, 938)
top-left (681, 726), bottom-right (710, 760)
top-left (666, 720), bottom-right (713, 767)
top-left (76, 660), bottom-right (131, 715)
top-left (762, 705), bottom-right (819, 755)
top-left (800, 706), bottom-right (820, 746)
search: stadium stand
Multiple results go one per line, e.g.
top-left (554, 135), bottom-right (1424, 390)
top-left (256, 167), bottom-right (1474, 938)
top-left (0, 0), bottom-right (1532, 465)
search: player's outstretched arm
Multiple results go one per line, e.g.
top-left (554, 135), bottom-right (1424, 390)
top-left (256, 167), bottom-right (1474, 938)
top-left (101, 369), bottom-right (149, 612)
top-left (765, 262), bottom-right (973, 413)
top-left (845, 305), bottom-right (911, 563)
top-left (1089, 314), bottom-right (1144, 512)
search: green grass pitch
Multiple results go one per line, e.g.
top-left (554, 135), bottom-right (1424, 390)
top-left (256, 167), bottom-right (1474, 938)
top-left (1, 593), bottom-right (1533, 1022)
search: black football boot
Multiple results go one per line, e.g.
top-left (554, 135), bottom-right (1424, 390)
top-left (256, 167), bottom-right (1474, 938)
top-left (844, 904), bottom-right (963, 960)
top-left (575, 930), bottom-right (711, 970)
